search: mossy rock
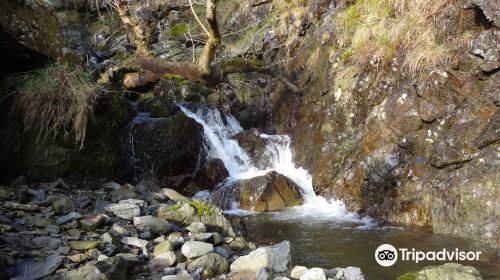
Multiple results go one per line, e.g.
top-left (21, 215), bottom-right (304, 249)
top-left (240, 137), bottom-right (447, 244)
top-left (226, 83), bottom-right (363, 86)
top-left (397, 272), bottom-right (417, 280)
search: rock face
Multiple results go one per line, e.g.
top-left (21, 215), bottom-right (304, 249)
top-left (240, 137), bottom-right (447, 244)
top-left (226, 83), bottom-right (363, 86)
top-left (213, 171), bottom-right (303, 212)
top-left (0, 0), bottom-right (64, 74)
top-left (230, 241), bottom-right (291, 274)
top-left (213, 0), bottom-right (500, 248)
top-left (130, 111), bottom-right (206, 189)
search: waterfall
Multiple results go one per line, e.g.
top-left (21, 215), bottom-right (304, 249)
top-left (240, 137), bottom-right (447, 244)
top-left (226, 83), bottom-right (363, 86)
top-left (179, 104), bottom-right (373, 225)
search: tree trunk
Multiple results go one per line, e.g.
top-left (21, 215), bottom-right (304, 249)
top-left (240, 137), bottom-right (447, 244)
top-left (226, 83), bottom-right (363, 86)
top-left (116, 0), bottom-right (150, 56)
top-left (197, 0), bottom-right (221, 78)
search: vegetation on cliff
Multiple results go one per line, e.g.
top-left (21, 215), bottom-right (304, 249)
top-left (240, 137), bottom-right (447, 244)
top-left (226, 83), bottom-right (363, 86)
top-left (15, 63), bottom-right (97, 148)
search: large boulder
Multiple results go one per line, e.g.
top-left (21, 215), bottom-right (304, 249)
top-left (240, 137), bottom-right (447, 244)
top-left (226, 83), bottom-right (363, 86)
top-left (186, 253), bottom-right (228, 274)
top-left (158, 200), bottom-right (236, 237)
top-left (213, 171), bottom-right (304, 212)
top-left (131, 112), bottom-right (206, 189)
top-left (230, 241), bottom-right (291, 274)
top-left (400, 263), bottom-right (483, 280)
top-left (192, 159), bottom-right (229, 190)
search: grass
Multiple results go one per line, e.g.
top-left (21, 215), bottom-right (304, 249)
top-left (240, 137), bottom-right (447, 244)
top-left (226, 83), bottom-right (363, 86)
top-left (336, 0), bottom-right (457, 74)
top-left (16, 63), bottom-right (98, 148)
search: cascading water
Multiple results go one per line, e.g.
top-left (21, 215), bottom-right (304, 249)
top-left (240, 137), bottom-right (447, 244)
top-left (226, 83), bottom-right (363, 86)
top-left (179, 104), bottom-right (373, 226)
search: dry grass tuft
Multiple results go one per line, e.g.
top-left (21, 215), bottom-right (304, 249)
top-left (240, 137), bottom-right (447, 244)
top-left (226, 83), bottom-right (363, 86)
top-left (16, 63), bottom-right (98, 148)
top-left (336, 0), bottom-right (458, 74)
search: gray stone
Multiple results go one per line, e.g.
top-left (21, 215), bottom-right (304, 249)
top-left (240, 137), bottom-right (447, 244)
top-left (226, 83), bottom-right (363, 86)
top-left (186, 252), bottom-right (228, 274)
top-left (257, 267), bottom-right (271, 280)
top-left (14, 251), bottom-right (62, 280)
top-left (181, 241), bottom-right (213, 259)
top-left (162, 275), bottom-right (193, 280)
top-left (150, 251), bottom-right (177, 272)
top-left (168, 232), bottom-right (186, 248)
top-left (68, 241), bottom-right (104, 251)
top-left (55, 256), bottom-right (127, 280)
top-left (193, 232), bottom-right (213, 242)
top-left (52, 198), bottom-right (75, 215)
top-left (230, 241), bottom-right (291, 274)
top-left (186, 222), bottom-right (206, 233)
top-left (121, 236), bottom-right (148, 248)
top-left (103, 181), bottom-right (121, 191)
top-left (133, 215), bottom-right (171, 233)
top-left (46, 224), bottom-right (60, 234)
top-left (300, 268), bottom-right (326, 280)
top-left (109, 223), bottom-right (130, 237)
top-left (160, 188), bottom-right (189, 202)
top-left (291, 266), bottom-right (308, 279)
top-left (79, 214), bottom-right (109, 231)
top-left (104, 203), bottom-right (140, 220)
top-left (154, 240), bottom-right (175, 257)
top-left (342, 267), bottom-right (365, 280)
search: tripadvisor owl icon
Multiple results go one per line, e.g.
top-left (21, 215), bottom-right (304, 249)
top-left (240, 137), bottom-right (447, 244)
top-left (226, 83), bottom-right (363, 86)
top-left (375, 244), bottom-right (398, 267)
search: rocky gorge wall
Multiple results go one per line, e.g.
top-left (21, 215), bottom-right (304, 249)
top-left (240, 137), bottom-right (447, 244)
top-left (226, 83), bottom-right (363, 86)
top-left (214, 0), bottom-right (499, 248)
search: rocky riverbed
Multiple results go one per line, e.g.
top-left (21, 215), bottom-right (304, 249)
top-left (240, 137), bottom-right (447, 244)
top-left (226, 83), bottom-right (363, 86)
top-left (0, 178), bottom-right (488, 280)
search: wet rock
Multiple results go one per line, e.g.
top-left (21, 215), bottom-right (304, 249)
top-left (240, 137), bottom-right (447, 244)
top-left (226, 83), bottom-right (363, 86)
top-left (154, 240), bottom-right (175, 257)
top-left (55, 256), bottom-right (127, 280)
top-left (131, 113), bottom-right (206, 187)
top-left (291, 266), bottom-right (309, 279)
top-left (193, 159), bottom-right (229, 189)
top-left (230, 241), bottom-right (291, 274)
top-left (150, 251), bottom-right (177, 272)
top-left (57, 212), bottom-right (81, 226)
top-left (181, 241), bottom-right (214, 259)
top-left (133, 215), bottom-right (171, 234)
top-left (233, 129), bottom-right (270, 168)
top-left (186, 252), bottom-right (228, 274)
top-left (68, 241), bottom-right (104, 251)
top-left (104, 203), bottom-right (141, 220)
top-left (215, 171), bottom-right (303, 212)
top-left (413, 263), bottom-right (482, 280)
top-left (230, 102), bottom-right (268, 130)
top-left (138, 96), bottom-right (180, 118)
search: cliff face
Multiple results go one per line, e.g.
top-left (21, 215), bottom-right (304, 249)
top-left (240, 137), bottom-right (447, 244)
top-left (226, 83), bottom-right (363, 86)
top-left (216, 0), bottom-right (499, 247)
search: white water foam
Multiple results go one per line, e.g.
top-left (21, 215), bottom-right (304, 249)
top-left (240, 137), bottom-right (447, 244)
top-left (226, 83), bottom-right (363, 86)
top-left (178, 104), bottom-right (374, 227)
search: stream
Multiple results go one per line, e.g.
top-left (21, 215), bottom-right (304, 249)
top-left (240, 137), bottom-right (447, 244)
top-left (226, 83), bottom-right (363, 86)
top-left (178, 103), bottom-right (499, 280)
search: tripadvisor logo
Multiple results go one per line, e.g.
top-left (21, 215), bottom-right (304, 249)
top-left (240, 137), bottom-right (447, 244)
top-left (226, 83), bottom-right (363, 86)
top-left (374, 244), bottom-right (482, 267)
